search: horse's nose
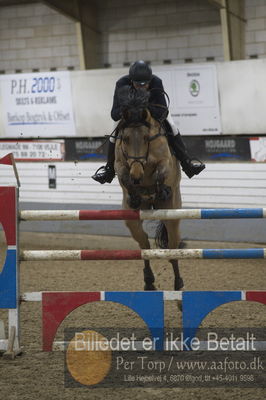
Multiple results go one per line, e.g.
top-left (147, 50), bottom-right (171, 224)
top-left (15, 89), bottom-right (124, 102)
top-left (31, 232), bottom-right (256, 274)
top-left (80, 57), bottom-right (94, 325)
top-left (130, 162), bottom-right (144, 184)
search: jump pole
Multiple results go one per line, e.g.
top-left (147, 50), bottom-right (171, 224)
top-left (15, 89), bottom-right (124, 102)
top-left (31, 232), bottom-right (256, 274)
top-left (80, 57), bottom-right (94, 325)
top-left (19, 207), bottom-right (266, 221)
top-left (20, 248), bottom-right (266, 261)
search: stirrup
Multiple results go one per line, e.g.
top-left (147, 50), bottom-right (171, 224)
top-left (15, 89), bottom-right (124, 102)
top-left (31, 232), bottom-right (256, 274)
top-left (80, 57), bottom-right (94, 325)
top-left (181, 158), bottom-right (205, 179)
top-left (91, 165), bottom-right (115, 184)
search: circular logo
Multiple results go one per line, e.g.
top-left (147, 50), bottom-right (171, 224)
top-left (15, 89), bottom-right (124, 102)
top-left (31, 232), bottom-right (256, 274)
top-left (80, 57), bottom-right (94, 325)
top-left (189, 79), bottom-right (200, 97)
top-left (66, 329), bottom-right (112, 386)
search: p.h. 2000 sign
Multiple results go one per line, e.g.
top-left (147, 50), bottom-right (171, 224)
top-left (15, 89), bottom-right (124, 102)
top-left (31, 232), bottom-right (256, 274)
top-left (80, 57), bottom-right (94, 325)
top-left (0, 71), bottom-right (76, 138)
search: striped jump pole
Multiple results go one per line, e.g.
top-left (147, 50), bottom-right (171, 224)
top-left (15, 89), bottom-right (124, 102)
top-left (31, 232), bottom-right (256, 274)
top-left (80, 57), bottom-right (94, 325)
top-left (20, 248), bottom-right (266, 261)
top-left (19, 207), bottom-right (266, 221)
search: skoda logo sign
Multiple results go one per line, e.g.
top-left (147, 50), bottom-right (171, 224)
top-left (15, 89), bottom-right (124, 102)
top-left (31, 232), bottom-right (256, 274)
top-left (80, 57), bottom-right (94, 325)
top-left (189, 79), bottom-right (200, 97)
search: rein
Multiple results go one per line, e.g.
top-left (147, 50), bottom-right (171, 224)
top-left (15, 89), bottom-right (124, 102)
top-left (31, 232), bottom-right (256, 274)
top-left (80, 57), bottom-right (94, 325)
top-left (149, 88), bottom-right (170, 123)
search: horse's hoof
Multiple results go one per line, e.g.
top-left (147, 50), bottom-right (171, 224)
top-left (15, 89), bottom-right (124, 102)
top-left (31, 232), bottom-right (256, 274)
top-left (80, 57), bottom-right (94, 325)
top-left (175, 277), bottom-right (184, 290)
top-left (144, 283), bottom-right (157, 291)
top-left (155, 185), bottom-right (172, 202)
top-left (127, 195), bottom-right (141, 209)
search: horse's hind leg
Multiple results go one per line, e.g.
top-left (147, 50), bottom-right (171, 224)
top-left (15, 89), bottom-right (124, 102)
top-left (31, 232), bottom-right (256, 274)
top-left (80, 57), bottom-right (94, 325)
top-left (164, 220), bottom-right (184, 290)
top-left (125, 219), bottom-right (156, 290)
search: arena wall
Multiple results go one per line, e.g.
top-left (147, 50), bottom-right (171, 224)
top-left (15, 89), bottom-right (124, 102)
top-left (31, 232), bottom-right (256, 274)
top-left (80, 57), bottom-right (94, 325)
top-left (1, 59), bottom-right (266, 137)
top-left (0, 2), bottom-right (80, 73)
top-left (1, 0), bottom-right (266, 73)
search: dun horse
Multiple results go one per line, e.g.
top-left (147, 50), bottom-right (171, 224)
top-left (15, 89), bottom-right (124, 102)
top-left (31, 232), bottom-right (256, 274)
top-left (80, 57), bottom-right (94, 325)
top-left (114, 87), bottom-right (184, 291)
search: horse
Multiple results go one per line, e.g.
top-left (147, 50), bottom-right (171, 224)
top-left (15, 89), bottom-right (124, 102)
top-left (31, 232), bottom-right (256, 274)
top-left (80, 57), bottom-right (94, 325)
top-left (114, 86), bottom-right (184, 291)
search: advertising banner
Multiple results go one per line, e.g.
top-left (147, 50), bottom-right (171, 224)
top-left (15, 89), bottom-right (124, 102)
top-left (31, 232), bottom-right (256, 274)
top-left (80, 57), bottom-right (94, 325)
top-left (182, 136), bottom-right (251, 161)
top-left (158, 64), bottom-right (221, 135)
top-left (0, 140), bottom-right (64, 161)
top-left (249, 137), bottom-right (266, 161)
top-left (65, 138), bottom-right (107, 161)
top-left (0, 71), bottom-right (76, 137)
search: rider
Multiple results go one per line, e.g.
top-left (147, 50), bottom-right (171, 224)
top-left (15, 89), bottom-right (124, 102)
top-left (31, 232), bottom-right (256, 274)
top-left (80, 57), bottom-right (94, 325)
top-left (92, 60), bottom-right (205, 184)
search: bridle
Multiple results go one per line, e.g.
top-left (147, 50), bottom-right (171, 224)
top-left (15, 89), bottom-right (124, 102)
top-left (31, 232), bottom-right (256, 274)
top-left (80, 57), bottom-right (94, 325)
top-left (117, 120), bottom-right (165, 168)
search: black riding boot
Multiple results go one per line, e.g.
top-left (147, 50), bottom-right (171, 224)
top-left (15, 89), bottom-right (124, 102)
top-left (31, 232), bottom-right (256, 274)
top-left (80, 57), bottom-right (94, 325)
top-left (92, 141), bottom-right (116, 184)
top-left (167, 133), bottom-right (205, 178)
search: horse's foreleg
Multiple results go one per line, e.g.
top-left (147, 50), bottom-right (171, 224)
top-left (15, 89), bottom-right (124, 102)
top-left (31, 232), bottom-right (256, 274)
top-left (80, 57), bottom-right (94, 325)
top-left (171, 260), bottom-right (184, 291)
top-left (143, 260), bottom-right (156, 290)
top-left (117, 167), bottom-right (142, 209)
top-left (164, 220), bottom-right (184, 291)
top-left (125, 219), bottom-right (156, 290)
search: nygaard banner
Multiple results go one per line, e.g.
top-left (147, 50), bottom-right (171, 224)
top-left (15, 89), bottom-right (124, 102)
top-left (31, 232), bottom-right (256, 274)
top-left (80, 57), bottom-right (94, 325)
top-left (0, 71), bottom-right (76, 138)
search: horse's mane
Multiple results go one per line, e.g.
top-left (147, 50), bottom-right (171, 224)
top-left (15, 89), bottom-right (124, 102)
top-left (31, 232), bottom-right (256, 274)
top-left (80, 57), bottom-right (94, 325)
top-left (117, 86), bottom-right (150, 125)
top-left (118, 86), bottom-right (150, 110)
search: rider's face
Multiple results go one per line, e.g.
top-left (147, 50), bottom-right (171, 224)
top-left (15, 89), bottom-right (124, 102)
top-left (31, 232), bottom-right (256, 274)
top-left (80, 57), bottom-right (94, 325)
top-left (132, 82), bottom-right (149, 90)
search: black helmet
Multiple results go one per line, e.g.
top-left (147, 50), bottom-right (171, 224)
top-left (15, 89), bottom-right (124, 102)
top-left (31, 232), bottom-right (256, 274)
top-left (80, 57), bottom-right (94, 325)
top-left (129, 60), bottom-right (152, 85)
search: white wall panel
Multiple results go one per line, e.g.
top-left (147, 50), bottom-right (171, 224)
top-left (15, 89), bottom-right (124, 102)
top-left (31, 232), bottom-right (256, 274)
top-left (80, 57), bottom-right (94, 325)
top-left (217, 59), bottom-right (266, 134)
top-left (70, 59), bottom-right (266, 137)
top-left (1, 161), bottom-right (265, 209)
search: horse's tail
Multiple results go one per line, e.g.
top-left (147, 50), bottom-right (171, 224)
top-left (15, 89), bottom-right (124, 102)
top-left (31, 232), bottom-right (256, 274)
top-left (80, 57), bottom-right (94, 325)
top-left (155, 221), bottom-right (187, 249)
top-left (155, 222), bottom-right (168, 249)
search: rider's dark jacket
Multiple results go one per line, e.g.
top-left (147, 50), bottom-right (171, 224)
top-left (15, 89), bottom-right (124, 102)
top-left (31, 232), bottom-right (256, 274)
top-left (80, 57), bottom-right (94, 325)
top-left (111, 74), bottom-right (168, 122)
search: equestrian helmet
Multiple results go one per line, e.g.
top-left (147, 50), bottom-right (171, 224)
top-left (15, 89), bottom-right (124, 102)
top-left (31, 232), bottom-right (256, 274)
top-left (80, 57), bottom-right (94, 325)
top-left (129, 60), bottom-right (152, 85)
